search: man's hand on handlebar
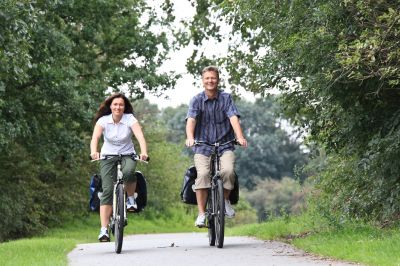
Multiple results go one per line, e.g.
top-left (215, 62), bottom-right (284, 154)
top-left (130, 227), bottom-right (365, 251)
top-left (236, 138), bottom-right (248, 148)
top-left (185, 138), bottom-right (195, 147)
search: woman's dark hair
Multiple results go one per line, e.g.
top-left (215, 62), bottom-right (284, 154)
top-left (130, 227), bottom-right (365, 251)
top-left (93, 93), bottom-right (134, 123)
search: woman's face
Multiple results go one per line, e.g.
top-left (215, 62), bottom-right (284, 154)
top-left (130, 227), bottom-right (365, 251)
top-left (110, 97), bottom-right (125, 116)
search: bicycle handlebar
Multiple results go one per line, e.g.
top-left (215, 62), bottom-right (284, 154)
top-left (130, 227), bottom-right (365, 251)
top-left (194, 139), bottom-right (239, 147)
top-left (90, 153), bottom-right (150, 163)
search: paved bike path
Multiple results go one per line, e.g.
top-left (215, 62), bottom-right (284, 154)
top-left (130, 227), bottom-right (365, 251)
top-left (68, 232), bottom-right (358, 266)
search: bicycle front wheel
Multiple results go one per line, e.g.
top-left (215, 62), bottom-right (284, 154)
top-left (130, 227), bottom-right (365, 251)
top-left (214, 179), bottom-right (225, 248)
top-left (114, 183), bottom-right (125, 253)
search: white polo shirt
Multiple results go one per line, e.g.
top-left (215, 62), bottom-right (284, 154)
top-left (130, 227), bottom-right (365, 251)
top-left (96, 113), bottom-right (138, 155)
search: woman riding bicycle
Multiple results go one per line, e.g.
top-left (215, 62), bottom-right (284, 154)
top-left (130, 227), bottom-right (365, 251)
top-left (90, 92), bottom-right (148, 242)
top-left (185, 66), bottom-right (247, 227)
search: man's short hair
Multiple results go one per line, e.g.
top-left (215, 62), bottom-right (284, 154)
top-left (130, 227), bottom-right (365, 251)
top-left (201, 65), bottom-right (219, 79)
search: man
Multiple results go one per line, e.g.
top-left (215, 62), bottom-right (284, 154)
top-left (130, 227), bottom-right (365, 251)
top-left (185, 65), bottom-right (248, 227)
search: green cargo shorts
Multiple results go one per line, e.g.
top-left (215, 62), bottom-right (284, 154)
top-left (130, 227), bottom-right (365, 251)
top-left (99, 155), bottom-right (137, 206)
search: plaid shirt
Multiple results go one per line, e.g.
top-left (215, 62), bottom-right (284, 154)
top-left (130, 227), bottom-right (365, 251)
top-left (186, 90), bottom-right (241, 156)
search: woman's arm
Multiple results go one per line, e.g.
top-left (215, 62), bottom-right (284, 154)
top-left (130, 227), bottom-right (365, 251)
top-left (131, 122), bottom-right (148, 160)
top-left (90, 124), bottom-right (104, 159)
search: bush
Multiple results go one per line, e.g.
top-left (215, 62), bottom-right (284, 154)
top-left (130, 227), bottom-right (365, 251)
top-left (245, 177), bottom-right (308, 221)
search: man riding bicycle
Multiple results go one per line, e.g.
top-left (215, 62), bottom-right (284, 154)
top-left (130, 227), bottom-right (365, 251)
top-left (185, 65), bottom-right (248, 227)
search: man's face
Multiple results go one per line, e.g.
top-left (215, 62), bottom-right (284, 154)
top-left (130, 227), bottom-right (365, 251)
top-left (202, 70), bottom-right (219, 92)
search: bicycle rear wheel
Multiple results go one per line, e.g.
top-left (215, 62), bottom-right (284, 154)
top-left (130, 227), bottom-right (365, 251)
top-left (214, 179), bottom-right (225, 248)
top-left (115, 183), bottom-right (125, 254)
top-left (207, 190), bottom-right (216, 246)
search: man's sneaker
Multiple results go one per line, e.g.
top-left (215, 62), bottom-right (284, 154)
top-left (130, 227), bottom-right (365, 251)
top-left (195, 213), bottom-right (206, 228)
top-left (225, 199), bottom-right (235, 218)
top-left (98, 227), bottom-right (110, 242)
top-left (126, 194), bottom-right (138, 212)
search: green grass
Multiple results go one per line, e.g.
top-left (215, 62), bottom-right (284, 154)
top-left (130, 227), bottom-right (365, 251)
top-left (227, 214), bottom-right (400, 266)
top-left (0, 208), bottom-right (200, 266)
top-left (293, 225), bottom-right (400, 266)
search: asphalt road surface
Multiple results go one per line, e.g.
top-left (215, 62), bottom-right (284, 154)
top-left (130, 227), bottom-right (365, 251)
top-left (68, 233), bottom-right (358, 266)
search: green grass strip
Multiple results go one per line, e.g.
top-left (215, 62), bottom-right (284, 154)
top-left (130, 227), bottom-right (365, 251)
top-left (227, 215), bottom-right (400, 266)
top-left (0, 209), bottom-right (200, 266)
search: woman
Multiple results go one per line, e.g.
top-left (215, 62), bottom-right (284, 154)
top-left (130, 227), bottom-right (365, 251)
top-left (90, 92), bottom-right (148, 242)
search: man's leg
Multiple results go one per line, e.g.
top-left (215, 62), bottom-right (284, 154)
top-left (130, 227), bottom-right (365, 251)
top-left (220, 151), bottom-right (235, 199)
top-left (194, 154), bottom-right (211, 227)
top-left (220, 151), bottom-right (236, 218)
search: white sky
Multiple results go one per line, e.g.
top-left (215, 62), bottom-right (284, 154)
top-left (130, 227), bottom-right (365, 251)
top-left (145, 0), bottom-right (256, 109)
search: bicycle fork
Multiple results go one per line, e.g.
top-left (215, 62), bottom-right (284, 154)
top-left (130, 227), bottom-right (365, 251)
top-left (111, 164), bottom-right (127, 230)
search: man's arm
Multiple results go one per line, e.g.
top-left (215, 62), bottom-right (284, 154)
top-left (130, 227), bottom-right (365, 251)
top-left (229, 116), bottom-right (248, 147)
top-left (185, 117), bottom-right (196, 147)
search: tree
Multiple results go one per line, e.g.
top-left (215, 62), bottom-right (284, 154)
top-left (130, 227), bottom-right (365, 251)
top-left (0, 0), bottom-right (179, 240)
top-left (234, 98), bottom-right (307, 189)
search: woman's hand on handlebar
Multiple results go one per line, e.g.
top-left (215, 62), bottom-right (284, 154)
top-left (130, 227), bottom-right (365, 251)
top-left (91, 152), bottom-right (100, 160)
top-left (140, 153), bottom-right (149, 162)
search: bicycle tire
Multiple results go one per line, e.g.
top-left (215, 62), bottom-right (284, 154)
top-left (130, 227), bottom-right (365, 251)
top-left (207, 191), bottom-right (216, 246)
top-left (214, 179), bottom-right (225, 248)
top-left (115, 183), bottom-right (125, 253)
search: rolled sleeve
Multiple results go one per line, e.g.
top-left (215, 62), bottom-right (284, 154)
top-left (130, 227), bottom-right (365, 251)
top-left (96, 116), bottom-right (106, 128)
top-left (225, 95), bottom-right (241, 118)
top-left (125, 114), bottom-right (138, 127)
top-left (186, 97), bottom-right (201, 120)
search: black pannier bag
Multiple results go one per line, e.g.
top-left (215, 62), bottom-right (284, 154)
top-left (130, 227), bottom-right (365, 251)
top-left (229, 171), bottom-right (239, 205)
top-left (180, 166), bottom-right (198, 205)
top-left (89, 174), bottom-right (102, 212)
top-left (135, 171), bottom-right (147, 212)
top-left (180, 166), bottom-right (240, 205)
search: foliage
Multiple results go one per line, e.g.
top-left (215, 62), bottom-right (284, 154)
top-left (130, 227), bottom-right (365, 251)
top-left (161, 104), bottom-right (188, 144)
top-left (245, 177), bottom-right (308, 221)
top-left (186, 0), bottom-right (400, 221)
top-left (0, 0), bottom-right (178, 241)
top-left (234, 98), bottom-right (307, 189)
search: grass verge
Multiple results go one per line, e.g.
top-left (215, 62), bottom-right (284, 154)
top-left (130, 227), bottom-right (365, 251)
top-left (0, 207), bottom-right (200, 266)
top-left (227, 214), bottom-right (400, 266)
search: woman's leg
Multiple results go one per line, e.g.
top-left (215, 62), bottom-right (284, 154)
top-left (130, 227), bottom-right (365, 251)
top-left (121, 156), bottom-right (138, 197)
top-left (100, 205), bottom-right (112, 227)
top-left (99, 158), bottom-right (117, 228)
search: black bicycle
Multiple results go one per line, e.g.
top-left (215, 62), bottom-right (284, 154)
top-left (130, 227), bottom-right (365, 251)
top-left (94, 153), bottom-right (148, 254)
top-left (194, 139), bottom-right (238, 248)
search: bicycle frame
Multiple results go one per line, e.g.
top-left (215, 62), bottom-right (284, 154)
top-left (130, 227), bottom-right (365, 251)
top-left (113, 159), bottom-right (125, 224)
top-left (195, 139), bottom-right (237, 248)
top-left (95, 153), bottom-right (144, 254)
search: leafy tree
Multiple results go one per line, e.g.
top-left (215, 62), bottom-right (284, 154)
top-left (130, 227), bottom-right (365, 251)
top-left (0, 0), bottom-right (179, 240)
top-left (235, 98), bottom-right (307, 189)
top-left (160, 104), bottom-right (188, 144)
top-left (186, 0), bottom-right (400, 220)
